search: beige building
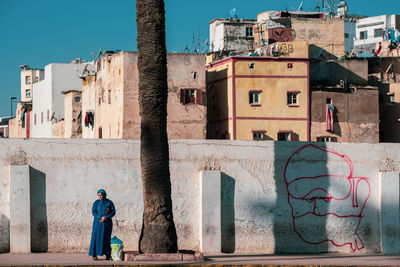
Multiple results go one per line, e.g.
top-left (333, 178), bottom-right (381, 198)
top-left (19, 65), bottom-right (44, 102)
top-left (81, 51), bottom-right (207, 139)
top-left (52, 90), bottom-right (82, 138)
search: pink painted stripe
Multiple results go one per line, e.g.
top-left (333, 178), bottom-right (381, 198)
top-left (235, 75), bottom-right (308, 79)
top-left (307, 61), bottom-right (310, 141)
top-left (236, 116), bottom-right (308, 121)
top-left (232, 58), bottom-right (237, 140)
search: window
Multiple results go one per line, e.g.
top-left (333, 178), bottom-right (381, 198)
top-left (34, 114), bottom-right (36, 125)
top-left (75, 96), bottom-right (81, 103)
top-left (249, 91), bottom-right (261, 105)
top-left (108, 90), bottom-right (111, 104)
top-left (287, 92), bottom-right (299, 105)
top-left (185, 89), bottom-right (195, 104)
top-left (34, 76), bottom-right (39, 83)
top-left (287, 63), bottom-right (293, 69)
top-left (246, 27), bottom-right (253, 37)
top-left (180, 89), bottom-right (202, 105)
top-left (25, 76), bottom-right (31, 85)
top-left (41, 112), bottom-right (43, 123)
top-left (374, 28), bottom-right (382, 38)
top-left (278, 131), bottom-right (294, 141)
top-left (192, 72), bottom-right (197, 78)
top-left (248, 63), bottom-right (255, 69)
top-left (344, 33), bottom-right (349, 38)
top-left (360, 31), bottom-right (367, 40)
top-left (317, 136), bottom-right (337, 142)
top-left (390, 94), bottom-right (395, 103)
top-left (252, 131), bottom-right (265, 141)
top-left (25, 90), bottom-right (31, 98)
top-left (47, 110), bottom-right (49, 122)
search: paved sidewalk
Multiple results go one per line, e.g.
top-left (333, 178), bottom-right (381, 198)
top-left (0, 252), bottom-right (399, 266)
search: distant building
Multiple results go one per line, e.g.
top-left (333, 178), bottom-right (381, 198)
top-left (209, 18), bottom-right (257, 54)
top-left (31, 60), bottom-right (91, 138)
top-left (81, 51), bottom-right (207, 139)
top-left (8, 102), bottom-right (32, 139)
top-left (354, 15), bottom-right (400, 54)
top-left (0, 116), bottom-right (12, 138)
top-left (19, 65), bottom-right (44, 102)
top-left (52, 90), bottom-right (82, 138)
top-left (254, 10), bottom-right (354, 59)
top-left (207, 55), bottom-right (309, 141)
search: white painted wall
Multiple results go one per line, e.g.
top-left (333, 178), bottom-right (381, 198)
top-left (0, 139), bottom-right (399, 255)
top-left (210, 21), bottom-right (225, 52)
top-left (32, 63), bottom-right (88, 138)
top-left (354, 15), bottom-right (398, 49)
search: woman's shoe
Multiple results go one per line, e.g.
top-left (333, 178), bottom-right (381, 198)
top-left (92, 256), bottom-right (98, 261)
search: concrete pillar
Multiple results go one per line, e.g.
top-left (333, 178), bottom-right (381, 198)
top-left (9, 165), bottom-right (31, 253)
top-left (200, 170), bottom-right (221, 254)
top-left (380, 172), bottom-right (400, 254)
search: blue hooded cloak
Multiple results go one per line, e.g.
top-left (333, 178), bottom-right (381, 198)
top-left (89, 189), bottom-right (116, 256)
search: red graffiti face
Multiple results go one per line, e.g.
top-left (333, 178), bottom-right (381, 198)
top-left (284, 144), bottom-right (370, 251)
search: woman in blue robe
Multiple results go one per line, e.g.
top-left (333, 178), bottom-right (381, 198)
top-left (89, 189), bottom-right (116, 260)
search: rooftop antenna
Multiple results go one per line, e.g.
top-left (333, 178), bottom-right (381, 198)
top-left (91, 47), bottom-right (103, 60)
top-left (314, 0), bottom-right (320, 11)
top-left (297, 1), bottom-right (303, 11)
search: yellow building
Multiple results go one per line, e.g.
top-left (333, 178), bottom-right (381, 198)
top-left (207, 56), bottom-right (309, 141)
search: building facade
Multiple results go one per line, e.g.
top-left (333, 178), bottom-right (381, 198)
top-left (311, 86), bottom-right (379, 143)
top-left (81, 51), bottom-right (207, 139)
top-left (31, 62), bottom-right (89, 138)
top-left (207, 56), bottom-right (309, 141)
top-left (354, 15), bottom-right (400, 54)
top-left (209, 18), bottom-right (257, 54)
top-left (19, 65), bottom-right (44, 102)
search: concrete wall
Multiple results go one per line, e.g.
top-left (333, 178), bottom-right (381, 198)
top-left (292, 18), bottom-right (345, 58)
top-left (310, 60), bottom-right (368, 86)
top-left (344, 21), bottom-right (356, 53)
top-left (0, 139), bottom-right (399, 255)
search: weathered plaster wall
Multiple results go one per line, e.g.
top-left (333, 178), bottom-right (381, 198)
top-left (51, 121), bottom-right (65, 138)
top-left (292, 18), bottom-right (345, 58)
top-left (1, 139), bottom-right (399, 254)
top-left (63, 92), bottom-right (82, 138)
top-left (311, 88), bottom-right (379, 143)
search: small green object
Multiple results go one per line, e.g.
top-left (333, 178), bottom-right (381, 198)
top-left (110, 236), bottom-right (124, 261)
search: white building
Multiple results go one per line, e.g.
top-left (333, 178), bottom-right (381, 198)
top-left (31, 62), bottom-right (90, 138)
top-left (209, 18), bottom-right (257, 53)
top-left (354, 15), bottom-right (400, 54)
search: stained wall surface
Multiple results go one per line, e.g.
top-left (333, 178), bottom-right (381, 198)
top-left (0, 139), bottom-right (399, 254)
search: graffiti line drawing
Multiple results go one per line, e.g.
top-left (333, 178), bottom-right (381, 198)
top-left (284, 144), bottom-right (370, 252)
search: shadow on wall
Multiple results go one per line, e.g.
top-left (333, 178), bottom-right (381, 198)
top-left (30, 167), bottom-right (48, 252)
top-left (274, 142), bottom-right (330, 253)
top-left (221, 173), bottom-right (235, 253)
top-left (0, 215), bottom-right (10, 253)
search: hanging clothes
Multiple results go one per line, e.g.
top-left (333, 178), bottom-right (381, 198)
top-left (85, 112), bottom-right (89, 127)
top-left (88, 112), bottom-right (95, 129)
top-left (326, 104), bottom-right (334, 132)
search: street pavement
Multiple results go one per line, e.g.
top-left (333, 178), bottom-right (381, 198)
top-left (0, 252), bottom-right (399, 266)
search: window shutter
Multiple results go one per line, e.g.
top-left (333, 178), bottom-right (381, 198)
top-left (196, 89), bottom-right (202, 104)
top-left (180, 89), bottom-right (185, 104)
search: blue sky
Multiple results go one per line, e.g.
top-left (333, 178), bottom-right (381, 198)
top-left (0, 0), bottom-right (399, 117)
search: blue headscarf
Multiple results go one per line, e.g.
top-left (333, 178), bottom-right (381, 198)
top-left (97, 189), bottom-right (107, 198)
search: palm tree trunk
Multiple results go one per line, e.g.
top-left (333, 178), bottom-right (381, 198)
top-left (136, 0), bottom-right (178, 253)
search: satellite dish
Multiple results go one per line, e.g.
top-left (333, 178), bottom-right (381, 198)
top-left (229, 8), bottom-right (237, 18)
